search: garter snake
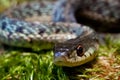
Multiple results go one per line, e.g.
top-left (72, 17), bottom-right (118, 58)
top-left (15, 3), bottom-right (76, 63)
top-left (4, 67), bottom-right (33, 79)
top-left (0, 0), bottom-right (100, 67)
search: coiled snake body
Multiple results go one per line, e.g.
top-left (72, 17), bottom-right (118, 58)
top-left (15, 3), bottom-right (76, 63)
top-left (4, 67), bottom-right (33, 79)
top-left (1, 0), bottom-right (119, 67)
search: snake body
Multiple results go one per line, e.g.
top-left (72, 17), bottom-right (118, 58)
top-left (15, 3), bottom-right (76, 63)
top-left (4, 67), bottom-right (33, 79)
top-left (53, 0), bottom-right (120, 32)
top-left (1, 0), bottom-right (116, 67)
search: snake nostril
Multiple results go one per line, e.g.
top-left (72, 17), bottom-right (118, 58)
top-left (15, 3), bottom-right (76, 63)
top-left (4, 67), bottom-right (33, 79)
top-left (76, 45), bottom-right (84, 57)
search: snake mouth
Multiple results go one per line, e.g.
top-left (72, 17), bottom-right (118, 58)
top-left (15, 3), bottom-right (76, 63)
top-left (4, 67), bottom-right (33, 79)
top-left (54, 47), bottom-right (98, 67)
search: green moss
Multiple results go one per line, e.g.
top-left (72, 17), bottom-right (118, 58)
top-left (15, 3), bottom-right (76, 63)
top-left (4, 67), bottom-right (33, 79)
top-left (0, 51), bottom-right (68, 80)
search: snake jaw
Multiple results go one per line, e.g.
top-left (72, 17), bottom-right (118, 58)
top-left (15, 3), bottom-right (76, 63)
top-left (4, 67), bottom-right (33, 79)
top-left (54, 51), bottom-right (68, 66)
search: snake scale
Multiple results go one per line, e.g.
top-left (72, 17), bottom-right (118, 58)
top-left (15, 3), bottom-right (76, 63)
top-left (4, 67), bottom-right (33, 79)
top-left (0, 0), bottom-right (119, 67)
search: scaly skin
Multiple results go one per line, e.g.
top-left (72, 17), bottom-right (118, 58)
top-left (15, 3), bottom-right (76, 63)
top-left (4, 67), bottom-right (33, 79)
top-left (4, 1), bottom-right (54, 22)
top-left (53, 0), bottom-right (120, 32)
top-left (0, 16), bottom-right (86, 50)
top-left (0, 1), bottom-right (99, 67)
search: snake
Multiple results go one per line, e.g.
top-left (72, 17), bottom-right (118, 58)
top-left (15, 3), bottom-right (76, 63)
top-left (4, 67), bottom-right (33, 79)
top-left (53, 0), bottom-right (120, 32)
top-left (0, 0), bottom-right (119, 67)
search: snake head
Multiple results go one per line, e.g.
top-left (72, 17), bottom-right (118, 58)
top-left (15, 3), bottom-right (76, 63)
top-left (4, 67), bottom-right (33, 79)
top-left (53, 30), bottom-right (99, 67)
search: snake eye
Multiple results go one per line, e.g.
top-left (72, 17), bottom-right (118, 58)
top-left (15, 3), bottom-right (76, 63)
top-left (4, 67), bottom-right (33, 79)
top-left (76, 45), bottom-right (84, 57)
